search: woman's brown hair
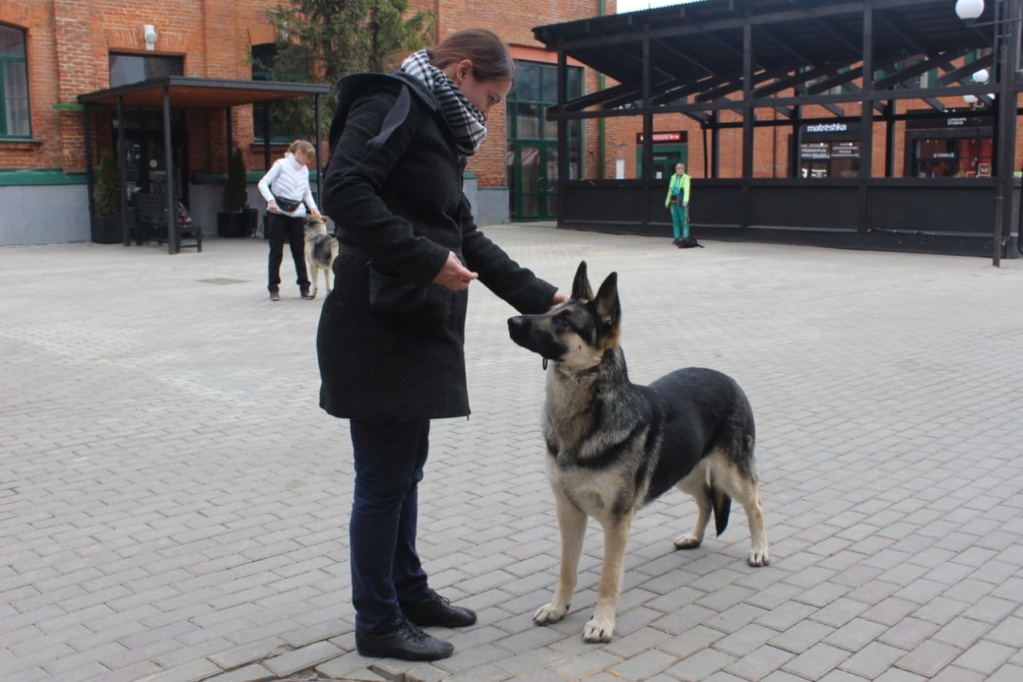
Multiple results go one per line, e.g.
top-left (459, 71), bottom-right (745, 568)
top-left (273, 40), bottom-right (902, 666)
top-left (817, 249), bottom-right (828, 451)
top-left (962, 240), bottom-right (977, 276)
top-left (430, 28), bottom-right (515, 83)
top-left (288, 140), bottom-right (315, 156)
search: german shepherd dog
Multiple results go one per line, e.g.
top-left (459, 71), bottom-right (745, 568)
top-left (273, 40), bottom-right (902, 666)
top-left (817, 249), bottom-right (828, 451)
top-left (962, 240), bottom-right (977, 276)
top-left (507, 262), bottom-right (769, 643)
top-left (304, 216), bottom-right (338, 300)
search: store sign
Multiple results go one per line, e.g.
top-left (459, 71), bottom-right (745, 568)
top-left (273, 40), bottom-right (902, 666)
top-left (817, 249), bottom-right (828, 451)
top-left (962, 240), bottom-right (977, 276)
top-left (800, 140), bottom-right (860, 161)
top-left (801, 121), bottom-right (861, 141)
top-left (805, 123), bottom-right (848, 133)
top-left (906, 109), bottom-right (993, 129)
top-left (800, 142), bottom-right (830, 159)
top-left (635, 131), bottom-right (688, 144)
top-left (831, 142), bottom-right (860, 157)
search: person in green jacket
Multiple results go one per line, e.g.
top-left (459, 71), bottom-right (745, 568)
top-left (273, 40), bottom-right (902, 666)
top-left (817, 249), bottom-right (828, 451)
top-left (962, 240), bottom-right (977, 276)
top-left (664, 162), bottom-right (691, 246)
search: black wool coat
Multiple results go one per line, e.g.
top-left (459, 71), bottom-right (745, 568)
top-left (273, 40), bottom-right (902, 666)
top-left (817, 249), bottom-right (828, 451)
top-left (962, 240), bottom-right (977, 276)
top-left (317, 73), bottom-right (558, 421)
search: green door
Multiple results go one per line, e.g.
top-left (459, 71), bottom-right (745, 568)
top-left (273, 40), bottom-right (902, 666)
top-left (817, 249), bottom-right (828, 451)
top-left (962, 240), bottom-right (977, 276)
top-left (506, 62), bottom-right (582, 222)
top-left (636, 144), bottom-right (687, 180)
top-left (510, 142), bottom-right (559, 221)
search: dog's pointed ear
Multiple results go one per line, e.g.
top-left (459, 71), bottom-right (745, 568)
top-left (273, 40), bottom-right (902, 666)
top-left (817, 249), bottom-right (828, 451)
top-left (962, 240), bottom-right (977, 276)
top-left (571, 261), bottom-right (594, 301)
top-left (594, 272), bottom-right (620, 327)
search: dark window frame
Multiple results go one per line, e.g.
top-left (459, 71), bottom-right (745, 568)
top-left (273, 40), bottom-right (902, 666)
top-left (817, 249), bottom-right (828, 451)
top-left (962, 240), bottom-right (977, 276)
top-left (0, 24), bottom-right (31, 139)
top-left (251, 43), bottom-right (306, 145)
top-left (108, 52), bottom-right (184, 88)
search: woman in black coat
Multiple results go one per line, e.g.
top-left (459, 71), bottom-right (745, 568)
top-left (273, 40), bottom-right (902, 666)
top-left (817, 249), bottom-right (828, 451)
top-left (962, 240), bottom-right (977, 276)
top-left (317, 29), bottom-right (567, 662)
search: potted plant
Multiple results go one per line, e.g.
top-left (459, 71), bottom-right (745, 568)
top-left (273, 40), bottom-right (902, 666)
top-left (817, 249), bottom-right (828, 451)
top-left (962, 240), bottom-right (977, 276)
top-left (91, 152), bottom-right (123, 244)
top-left (218, 148), bottom-right (257, 237)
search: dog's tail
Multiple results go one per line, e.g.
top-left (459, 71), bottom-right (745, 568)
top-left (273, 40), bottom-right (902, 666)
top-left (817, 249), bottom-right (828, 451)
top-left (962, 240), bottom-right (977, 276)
top-left (706, 481), bottom-right (732, 536)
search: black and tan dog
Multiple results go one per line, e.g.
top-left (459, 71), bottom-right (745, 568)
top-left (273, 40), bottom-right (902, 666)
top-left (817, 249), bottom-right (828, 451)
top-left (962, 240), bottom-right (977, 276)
top-left (304, 216), bottom-right (338, 300)
top-left (507, 261), bottom-right (769, 643)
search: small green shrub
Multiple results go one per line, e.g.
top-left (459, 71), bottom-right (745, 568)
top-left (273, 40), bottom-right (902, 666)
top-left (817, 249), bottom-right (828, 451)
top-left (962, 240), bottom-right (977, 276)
top-left (94, 152), bottom-right (120, 217)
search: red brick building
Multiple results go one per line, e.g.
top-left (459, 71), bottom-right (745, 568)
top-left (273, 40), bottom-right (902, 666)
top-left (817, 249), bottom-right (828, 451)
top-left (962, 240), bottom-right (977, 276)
top-left (0, 0), bottom-right (614, 245)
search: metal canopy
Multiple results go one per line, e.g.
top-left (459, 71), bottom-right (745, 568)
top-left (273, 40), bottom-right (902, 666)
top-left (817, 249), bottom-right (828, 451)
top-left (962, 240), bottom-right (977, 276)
top-left (79, 76), bottom-right (329, 254)
top-left (534, 0), bottom-right (1023, 264)
top-left (77, 76), bottom-right (329, 109)
top-left (535, 0), bottom-right (996, 114)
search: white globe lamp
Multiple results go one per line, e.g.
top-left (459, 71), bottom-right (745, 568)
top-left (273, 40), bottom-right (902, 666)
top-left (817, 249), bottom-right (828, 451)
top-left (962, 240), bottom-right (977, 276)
top-left (955, 0), bottom-right (985, 21)
top-left (972, 68), bottom-right (990, 84)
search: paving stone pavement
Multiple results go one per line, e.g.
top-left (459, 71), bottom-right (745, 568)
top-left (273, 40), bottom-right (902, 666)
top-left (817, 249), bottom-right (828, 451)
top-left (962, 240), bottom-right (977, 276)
top-left (2, 226), bottom-right (1023, 682)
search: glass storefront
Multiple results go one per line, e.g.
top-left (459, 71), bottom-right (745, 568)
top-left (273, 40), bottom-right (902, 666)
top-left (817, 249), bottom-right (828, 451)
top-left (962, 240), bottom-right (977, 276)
top-left (797, 123), bottom-right (860, 178)
top-left (506, 61), bottom-right (582, 221)
top-left (906, 110), bottom-right (993, 178)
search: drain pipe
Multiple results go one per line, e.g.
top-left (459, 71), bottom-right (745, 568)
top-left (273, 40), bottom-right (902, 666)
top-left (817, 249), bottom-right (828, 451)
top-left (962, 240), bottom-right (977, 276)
top-left (597, 0), bottom-right (606, 179)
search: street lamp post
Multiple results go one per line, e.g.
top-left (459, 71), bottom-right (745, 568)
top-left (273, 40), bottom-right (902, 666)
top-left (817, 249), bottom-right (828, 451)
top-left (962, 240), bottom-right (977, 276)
top-left (955, 0), bottom-right (1020, 266)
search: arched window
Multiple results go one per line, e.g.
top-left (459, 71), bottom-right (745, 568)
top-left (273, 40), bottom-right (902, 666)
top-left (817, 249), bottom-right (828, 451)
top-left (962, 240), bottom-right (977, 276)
top-left (0, 24), bottom-right (30, 138)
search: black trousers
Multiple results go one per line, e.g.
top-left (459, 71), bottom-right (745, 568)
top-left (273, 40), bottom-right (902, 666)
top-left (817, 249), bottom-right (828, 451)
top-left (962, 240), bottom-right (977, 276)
top-left (349, 419), bottom-right (432, 634)
top-left (267, 213), bottom-right (309, 292)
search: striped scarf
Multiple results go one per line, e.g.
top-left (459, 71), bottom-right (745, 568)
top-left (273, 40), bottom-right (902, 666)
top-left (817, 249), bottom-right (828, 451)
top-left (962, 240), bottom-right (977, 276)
top-left (399, 49), bottom-right (488, 156)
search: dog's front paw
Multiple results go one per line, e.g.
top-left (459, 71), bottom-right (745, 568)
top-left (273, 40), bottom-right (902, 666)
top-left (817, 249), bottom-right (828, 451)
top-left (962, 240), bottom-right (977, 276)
top-left (583, 614), bottom-right (615, 643)
top-left (748, 547), bottom-right (770, 567)
top-left (534, 601), bottom-right (569, 625)
top-left (673, 533), bottom-right (702, 550)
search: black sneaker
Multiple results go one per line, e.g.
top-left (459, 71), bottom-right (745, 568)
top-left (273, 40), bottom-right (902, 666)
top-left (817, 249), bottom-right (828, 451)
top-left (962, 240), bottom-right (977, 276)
top-left (269, 290), bottom-right (280, 301)
top-left (355, 617), bottom-right (454, 661)
top-left (401, 590), bottom-right (477, 628)
top-left (300, 288), bottom-right (314, 300)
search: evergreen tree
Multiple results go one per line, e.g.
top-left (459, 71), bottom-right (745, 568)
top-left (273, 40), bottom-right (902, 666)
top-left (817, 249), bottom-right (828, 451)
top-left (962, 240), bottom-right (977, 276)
top-left (260, 0), bottom-right (434, 136)
top-left (94, 152), bottom-right (121, 217)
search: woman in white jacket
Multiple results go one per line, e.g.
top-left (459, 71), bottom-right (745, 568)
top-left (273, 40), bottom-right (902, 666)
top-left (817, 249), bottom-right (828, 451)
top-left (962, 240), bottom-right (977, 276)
top-left (257, 140), bottom-right (322, 301)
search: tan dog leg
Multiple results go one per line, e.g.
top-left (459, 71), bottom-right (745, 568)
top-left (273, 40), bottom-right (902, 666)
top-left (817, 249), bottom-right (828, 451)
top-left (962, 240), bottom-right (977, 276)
top-left (735, 483), bottom-right (770, 566)
top-left (534, 494), bottom-right (586, 626)
top-left (305, 249), bottom-right (318, 299)
top-left (673, 484), bottom-right (712, 550)
top-left (584, 517), bottom-right (632, 643)
top-left (673, 464), bottom-right (712, 549)
top-left (718, 466), bottom-right (770, 566)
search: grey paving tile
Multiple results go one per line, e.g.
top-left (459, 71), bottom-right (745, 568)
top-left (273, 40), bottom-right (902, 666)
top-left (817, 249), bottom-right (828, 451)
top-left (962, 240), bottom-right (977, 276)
top-left (781, 643), bottom-right (851, 680)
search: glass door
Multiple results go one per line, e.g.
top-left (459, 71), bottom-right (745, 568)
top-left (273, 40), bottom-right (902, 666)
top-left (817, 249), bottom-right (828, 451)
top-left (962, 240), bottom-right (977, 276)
top-left (506, 62), bottom-right (581, 222)
top-left (510, 142), bottom-right (559, 220)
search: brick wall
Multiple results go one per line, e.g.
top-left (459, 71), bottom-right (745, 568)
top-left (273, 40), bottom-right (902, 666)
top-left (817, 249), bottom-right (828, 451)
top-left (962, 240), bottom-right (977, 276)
top-left (607, 93), bottom-right (1023, 181)
top-left (2, 0), bottom-right (609, 183)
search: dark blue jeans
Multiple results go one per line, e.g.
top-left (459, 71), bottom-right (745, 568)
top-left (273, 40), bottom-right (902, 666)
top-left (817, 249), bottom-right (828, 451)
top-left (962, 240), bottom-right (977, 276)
top-left (349, 419), bottom-right (432, 634)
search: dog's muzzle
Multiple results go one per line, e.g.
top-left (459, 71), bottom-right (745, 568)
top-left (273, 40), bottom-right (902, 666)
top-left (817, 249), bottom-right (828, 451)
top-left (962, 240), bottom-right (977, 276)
top-left (508, 316), bottom-right (560, 369)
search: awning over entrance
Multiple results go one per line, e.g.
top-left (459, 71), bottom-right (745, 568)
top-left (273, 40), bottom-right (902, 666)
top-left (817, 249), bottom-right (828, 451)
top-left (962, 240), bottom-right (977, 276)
top-left (78, 76), bottom-right (330, 253)
top-left (78, 75), bottom-right (329, 109)
top-left (533, 0), bottom-right (1023, 263)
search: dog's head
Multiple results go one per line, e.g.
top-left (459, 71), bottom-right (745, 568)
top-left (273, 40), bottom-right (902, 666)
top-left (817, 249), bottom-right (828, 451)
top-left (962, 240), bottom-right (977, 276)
top-left (507, 261), bottom-right (620, 371)
top-left (304, 216), bottom-right (328, 239)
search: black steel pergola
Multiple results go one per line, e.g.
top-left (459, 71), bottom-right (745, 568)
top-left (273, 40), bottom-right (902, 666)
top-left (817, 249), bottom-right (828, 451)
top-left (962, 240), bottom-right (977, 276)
top-left (535, 0), bottom-right (1023, 262)
top-left (79, 76), bottom-right (330, 254)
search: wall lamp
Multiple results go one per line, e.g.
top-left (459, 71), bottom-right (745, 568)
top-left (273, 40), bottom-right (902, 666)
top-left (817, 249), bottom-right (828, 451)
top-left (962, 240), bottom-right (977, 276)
top-left (143, 25), bottom-right (158, 51)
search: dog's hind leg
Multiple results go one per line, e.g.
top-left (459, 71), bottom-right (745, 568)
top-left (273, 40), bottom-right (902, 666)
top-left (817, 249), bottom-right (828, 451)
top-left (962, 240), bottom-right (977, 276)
top-left (584, 516), bottom-right (632, 643)
top-left (673, 460), bottom-right (714, 550)
top-left (729, 475), bottom-right (769, 566)
top-left (534, 493), bottom-right (586, 627)
top-left (715, 459), bottom-right (770, 567)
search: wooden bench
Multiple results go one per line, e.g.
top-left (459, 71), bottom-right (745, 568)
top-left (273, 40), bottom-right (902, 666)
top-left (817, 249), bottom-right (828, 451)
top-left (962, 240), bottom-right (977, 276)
top-left (132, 193), bottom-right (202, 253)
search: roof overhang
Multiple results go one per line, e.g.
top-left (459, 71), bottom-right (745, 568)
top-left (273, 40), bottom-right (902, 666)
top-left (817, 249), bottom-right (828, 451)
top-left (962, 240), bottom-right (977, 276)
top-left (78, 75), bottom-right (330, 108)
top-left (533, 0), bottom-right (1010, 119)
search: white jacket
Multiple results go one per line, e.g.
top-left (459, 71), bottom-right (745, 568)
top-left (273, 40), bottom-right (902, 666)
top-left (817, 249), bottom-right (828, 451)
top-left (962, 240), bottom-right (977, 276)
top-left (257, 153), bottom-right (318, 217)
